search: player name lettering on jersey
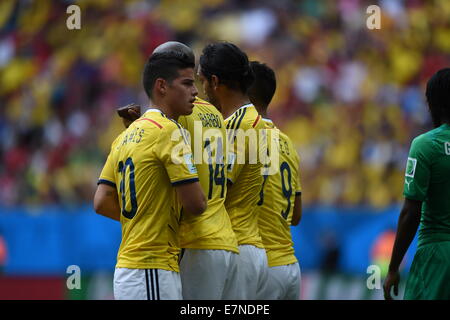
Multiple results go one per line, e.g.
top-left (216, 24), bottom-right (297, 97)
top-left (198, 112), bottom-right (222, 128)
top-left (445, 141), bottom-right (450, 155)
top-left (119, 127), bottom-right (145, 147)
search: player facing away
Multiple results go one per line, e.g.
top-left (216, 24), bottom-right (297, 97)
top-left (249, 61), bottom-right (302, 300)
top-left (93, 50), bottom-right (206, 300)
top-left (384, 68), bottom-right (450, 300)
top-left (151, 42), bottom-right (240, 299)
top-left (198, 42), bottom-right (269, 299)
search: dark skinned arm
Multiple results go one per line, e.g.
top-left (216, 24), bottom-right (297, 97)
top-left (383, 198), bottom-right (422, 299)
top-left (291, 194), bottom-right (302, 226)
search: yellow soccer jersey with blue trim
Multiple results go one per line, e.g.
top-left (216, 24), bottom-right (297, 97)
top-left (98, 109), bottom-right (199, 272)
top-left (224, 104), bottom-right (264, 247)
top-left (257, 118), bottom-right (302, 267)
top-left (177, 98), bottom-right (238, 253)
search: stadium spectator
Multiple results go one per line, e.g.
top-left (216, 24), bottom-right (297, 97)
top-left (1, 0), bottom-right (449, 210)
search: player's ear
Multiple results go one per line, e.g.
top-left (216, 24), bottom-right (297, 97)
top-left (211, 75), bottom-right (219, 90)
top-left (154, 78), bottom-right (167, 96)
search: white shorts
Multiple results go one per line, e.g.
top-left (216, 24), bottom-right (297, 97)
top-left (231, 245), bottom-right (269, 300)
top-left (179, 249), bottom-right (238, 300)
top-left (260, 262), bottom-right (301, 300)
top-left (114, 268), bottom-right (182, 300)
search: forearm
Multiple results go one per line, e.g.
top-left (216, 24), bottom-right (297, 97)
top-left (96, 206), bottom-right (121, 221)
top-left (93, 185), bottom-right (121, 221)
top-left (388, 206), bottom-right (421, 272)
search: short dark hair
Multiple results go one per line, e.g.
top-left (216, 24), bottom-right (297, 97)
top-left (426, 68), bottom-right (450, 127)
top-left (142, 51), bottom-right (195, 98)
top-left (248, 61), bottom-right (276, 110)
top-left (199, 42), bottom-right (254, 94)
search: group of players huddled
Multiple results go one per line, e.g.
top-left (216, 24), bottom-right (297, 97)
top-left (94, 40), bottom-right (450, 301)
top-left (94, 41), bottom-right (302, 300)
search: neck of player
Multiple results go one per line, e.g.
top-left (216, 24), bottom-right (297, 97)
top-left (149, 99), bottom-right (178, 120)
top-left (219, 90), bottom-right (252, 120)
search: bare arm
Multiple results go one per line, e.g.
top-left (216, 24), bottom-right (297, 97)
top-left (291, 194), bottom-right (302, 226)
top-left (174, 181), bottom-right (207, 215)
top-left (93, 184), bottom-right (121, 221)
top-left (383, 198), bottom-right (422, 299)
top-left (389, 198), bottom-right (422, 271)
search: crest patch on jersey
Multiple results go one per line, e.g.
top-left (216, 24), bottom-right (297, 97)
top-left (227, 152), bottom-right (236, 172)
top-left (184, 153), bottom-right (197, 174)
top-left (405, 157), bottom-right (417, 178)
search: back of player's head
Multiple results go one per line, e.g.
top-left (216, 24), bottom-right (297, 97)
top-left (143, 43), bottom-right (195, 99)
top-left (199, 42), bottom-right (254, 94)
top-left (426, 68), bottom-right (450, 126)
top-left (248, 61), bottom-right (276, 112)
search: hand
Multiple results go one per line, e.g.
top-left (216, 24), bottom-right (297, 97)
top-left (117, 103), bottom-right (141, 128)
top-left (383, 270), bottom-right (400, 300)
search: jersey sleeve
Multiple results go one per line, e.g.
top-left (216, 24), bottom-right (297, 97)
top-left (403, 135), bottom-right (433, 201)
top-left (98, 137), bottom-right (120, 188)
top-left (155, 123), bottom-right (199, 186)
top-left (295, 155), bottom-right (302, 195)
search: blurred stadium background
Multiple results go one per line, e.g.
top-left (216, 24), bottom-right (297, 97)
top-left (0, 0), bottom-right (449, 299)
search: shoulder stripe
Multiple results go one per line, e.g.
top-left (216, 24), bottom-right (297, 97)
top-left (226, 112), bottom-right (238, 129)
top-left (252, 115), bottom-right (262, 128)
top-left (235, 108), bottom-right (247, 130)
top-left (227, 109), bottom-right (243, 141)
top-left (229, 109), bottom-right (241, 130)
top-left (226, 117), bottom-right (233, 129)
top-left (135, 118), bottom-right (163, 129)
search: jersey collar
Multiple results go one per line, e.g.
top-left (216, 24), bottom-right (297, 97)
top-left (143, 107), bottom-right (177, 121)
top-left (143, 108), bottom-right (164, 115)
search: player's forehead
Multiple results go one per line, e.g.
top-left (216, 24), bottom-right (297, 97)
top-left (175, 67), bottom-right (195, 80)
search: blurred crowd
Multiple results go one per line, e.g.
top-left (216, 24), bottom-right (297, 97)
top-left (0, 0), bottom-right (449, 209)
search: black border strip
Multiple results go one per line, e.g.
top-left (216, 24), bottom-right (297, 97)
top-left (171, 178), bottom-right (199, 186)
top-left (150, 270), bottom-right (155, 301)
top-left (155, 270), bottom-right (160, 300)
top-left (97, 179), bottom-right (116, 188)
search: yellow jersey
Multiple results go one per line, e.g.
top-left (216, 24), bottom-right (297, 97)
top-left (257, 118), bottom-right (302, 267)
top-left (224, 104), bottom-right (265, 247)
top-left (98, 109), bottom-right (199, 272)
top-left (177, 98), bottom-right (238, 253)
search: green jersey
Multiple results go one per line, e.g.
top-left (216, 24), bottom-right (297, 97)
top-left (403, 123), bottom-right (450, 248)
